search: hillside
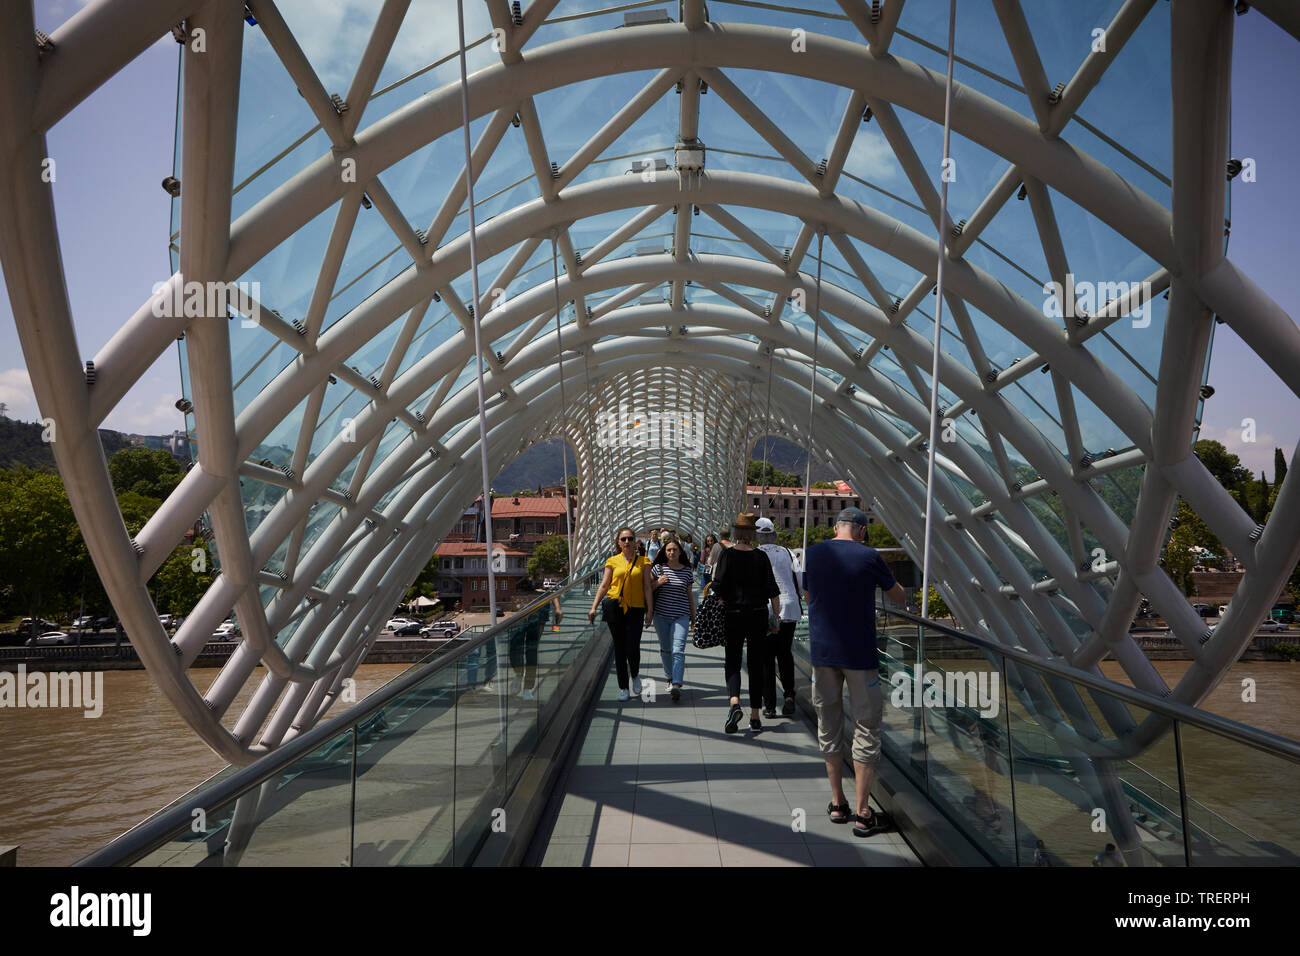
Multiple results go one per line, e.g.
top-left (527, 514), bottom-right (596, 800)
top-left (0, 417), bottom-right (186, 471)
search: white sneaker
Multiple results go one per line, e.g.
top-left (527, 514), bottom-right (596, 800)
top-left (632, 677), bottom-right (643, 695)
top-left (617, 689), bottom-right (630, 702)
top-left (480, 680), bottom-right (496, 693)
top-left (522, 688), bottom-right (534, 700)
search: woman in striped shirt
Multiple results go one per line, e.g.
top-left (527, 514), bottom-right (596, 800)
top-left (649, 537), bottom-right (696, 702)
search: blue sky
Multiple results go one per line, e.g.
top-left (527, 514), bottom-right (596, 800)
top-left (0, 2), bottom-right (1296, 478)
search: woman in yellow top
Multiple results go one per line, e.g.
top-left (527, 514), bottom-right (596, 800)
top-left (588, 526), bottom-right (654, 701)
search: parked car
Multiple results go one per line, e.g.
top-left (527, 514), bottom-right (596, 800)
top-left (392, 622), bottom-right (423, 636)
top-left (158, 614), bottom-right (173, 628)
top-left (211, 621), bottom-right (240, 640)
top-left (69, 615), bottom-right (95, 630)
top-left (421, 621), bottom-right (461, 637)
top-left (20, 618), bottom-right (58, 633)
top-left (542, 578), bottom-right (560, 591)
top-left (386, 618), bottom-right (419, 631)
top-left (1259, 621), bottom-right (1287, 632)
top-left (95, 616), bottom-right (113, 629)
top-left (1191, 604), bottom-right (1214, 618)
top-left (35, 631), bottom-right (71, 645)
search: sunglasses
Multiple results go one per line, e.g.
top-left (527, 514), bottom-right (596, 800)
top-left (618, 536), bottom-right (634, 542)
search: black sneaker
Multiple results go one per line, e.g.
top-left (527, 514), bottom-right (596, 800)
top-left (782, 697), bottom-right (796, 717)
top-left (762, 708), bottom-right (777, 719)
top-left (724, 704), bottom-right (744, 734)
top-left (749, 717), bottom-right (762, 732)
top-left (670, 685), bottom-right (681, 702)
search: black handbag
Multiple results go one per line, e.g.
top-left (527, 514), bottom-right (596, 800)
top-left (692, 591), bottom-right (726, 649)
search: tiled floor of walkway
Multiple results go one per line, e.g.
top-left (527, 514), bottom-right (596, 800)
top-left (531, 641), bottom-right (921, 866)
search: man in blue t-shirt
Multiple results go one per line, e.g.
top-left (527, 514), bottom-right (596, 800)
top-left (803, 506), bottom-right (906, 838)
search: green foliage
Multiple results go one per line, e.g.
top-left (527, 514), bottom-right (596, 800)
top-left (776, 524), bottom-right (834, 549)
top-left (0, 468), bottom-right (81, 621)
top-left (868, 523), bottom-right (899, 548)
top-left (527, 535), bottom-right (570, 580)
top-left (747, 459), bottom-right (801, 488)
top-left (403, 554), bottom-right (442, 604)
top-left (1275, 447), bottom-right (1288, 487)
top-left (924, 586), bottom-right (951, 621)
top-left (1161, 498), bottom-right (1222, 594)
top-left (108, 447), bottom-right (182, 501)
top-left (1195, 439), bottom-right (1252, 490)
top-left (153, 540), bottom-right (213, 615)
top-left (811, 481), bottom-right (836, 489)
top-left (1271, 642), bottom-right (1300, 662)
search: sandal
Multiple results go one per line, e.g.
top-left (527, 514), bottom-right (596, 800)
top-left (827, 801), bottom-right (853, 824)
top-left (853, 809), bottom-right (893, 838)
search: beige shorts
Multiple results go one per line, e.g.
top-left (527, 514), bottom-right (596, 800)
top-left (811, 665), bottom-right (883, 765)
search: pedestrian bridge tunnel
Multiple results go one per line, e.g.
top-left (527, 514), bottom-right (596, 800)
top-left (3, 0), bottom-right (1300, 784)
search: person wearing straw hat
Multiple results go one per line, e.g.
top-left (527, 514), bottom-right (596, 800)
top-left (710, 513), bottom-right (781, 734)
top-left (803, 506), bottom-right (906, 836)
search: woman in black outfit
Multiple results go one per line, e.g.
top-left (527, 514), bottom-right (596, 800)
top-left (710, 513), bottom-right (781, 733)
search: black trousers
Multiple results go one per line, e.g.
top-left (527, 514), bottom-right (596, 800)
top-left (724, 607), bottom-right (768, 708)
top-left (603, 601), bottom-right (645, 689)
top-left (762, 620), bottom-right (797, 709)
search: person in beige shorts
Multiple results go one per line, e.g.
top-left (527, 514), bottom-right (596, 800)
top-left (803, 507), bottom-right (906, 837)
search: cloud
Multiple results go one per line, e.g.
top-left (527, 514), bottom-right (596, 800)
top-left (0, 368), bottom-right (37, 420)
top-left (841, 129), bottom-right (900, 184)
top-left (1197, 420), bottom-right (1280, 477)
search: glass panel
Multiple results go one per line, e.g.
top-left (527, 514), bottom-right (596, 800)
top-left (352, 667), bottom-right (457, 866)
top-left (1181, 724), bottom-right (1300, 866)
top-left (454, 637), bottom-right (507, 864)
top-left (1004, 668), bottom-right (1185, 867)
top-left (132, 728), bottom-right (355, 866)
top-left (913, 624), bottom-right (1016, 864)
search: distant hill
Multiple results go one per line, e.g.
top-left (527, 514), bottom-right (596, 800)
top-left (0, 417), bottom-right (189, 472)
top-left (748, 435), bottom-right (838, 484)
top-left (494, 439), bottom-right (577, 493)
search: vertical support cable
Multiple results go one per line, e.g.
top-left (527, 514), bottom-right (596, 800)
top-left (456, 0), bottom-right (496, 620)
top-left (760, 341), bottom-right (774, 516)
top-left (920, 0), bottom-right (957, 622)
top-left (550, 232), bottom-right (575, 578)
top-left (800, 230), bottom-right (825, 559)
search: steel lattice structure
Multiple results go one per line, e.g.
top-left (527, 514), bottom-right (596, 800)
top-left (2, 0), bottom-right (1299, 769)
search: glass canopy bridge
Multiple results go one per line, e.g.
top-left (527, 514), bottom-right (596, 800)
top-left (79, 570), bottom-right (1300, 867)
top-left (4, 0), bottom-right (1300, 865)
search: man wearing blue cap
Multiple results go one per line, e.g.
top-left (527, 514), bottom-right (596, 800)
top-left (803, 505), bottom-right (906, 837)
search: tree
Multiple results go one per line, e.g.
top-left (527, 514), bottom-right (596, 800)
top-left (1276, 447), bottom-right (1288, 488)
top-left (924, 586), bottom-right (951, 622)
top-left (1194, 439), bottom-right (1252, 491)
top-left (1161, 498), bottom-right (1222, 595)
top-left (152, 539), bottom-right (214, 615)
top-left (403, 554), bottom-right (441, 605)
top-left (747, 459), bottom-right (800, 488)
top-left (527, 535), bottom-right (570, 580)
top-left (108, 447), bottom-right (182, 501)
top-left (0, 468), bottom-right (81, 631)
top-left (812, 481), bottom-right (836, 489)
top-left (868, 523), bottom-right (899, 548)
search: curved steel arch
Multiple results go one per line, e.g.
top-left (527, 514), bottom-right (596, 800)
top-left (2, 0), bottom-right (1298, 769)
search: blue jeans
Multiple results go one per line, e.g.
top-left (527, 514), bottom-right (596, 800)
top-left (654, 613), bottom-right (689, 685)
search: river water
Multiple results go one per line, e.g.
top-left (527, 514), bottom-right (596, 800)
top-left (1, 661), bottom-right (1296, 866)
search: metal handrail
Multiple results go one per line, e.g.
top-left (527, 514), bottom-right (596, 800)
top-left (77, 565), bottom-right (601, 867)
top-left (881, 606), bottom-right (1300, 765)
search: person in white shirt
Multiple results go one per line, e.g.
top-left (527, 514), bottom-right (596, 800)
top-left (757, 517), bottom-right (801, 718)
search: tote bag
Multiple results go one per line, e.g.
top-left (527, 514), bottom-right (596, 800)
top-left (692, 591), bottom-right (726, 649)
